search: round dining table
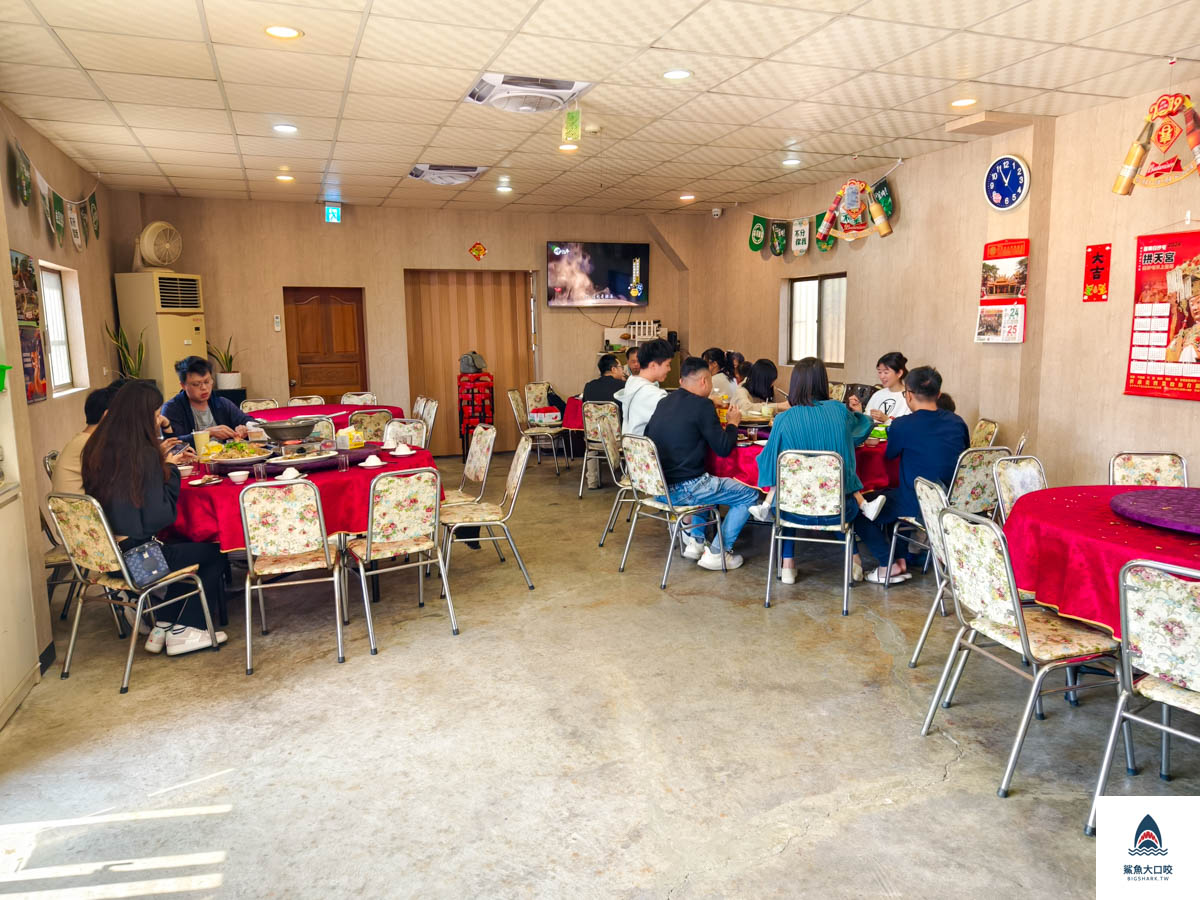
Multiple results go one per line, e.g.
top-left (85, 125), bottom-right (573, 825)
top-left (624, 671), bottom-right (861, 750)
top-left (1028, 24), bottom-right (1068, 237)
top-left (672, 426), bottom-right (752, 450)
top-left (1003, 485), bottom-right (1200, 638)
top-left (706, 440), bottom-right (898, 493)
top-left (253, 403), bottom-right (406, 429)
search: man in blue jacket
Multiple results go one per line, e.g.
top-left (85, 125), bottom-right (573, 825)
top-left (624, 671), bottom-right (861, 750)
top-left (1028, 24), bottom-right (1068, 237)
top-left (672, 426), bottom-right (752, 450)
top-left (161, 356), bottom-right (252, 446)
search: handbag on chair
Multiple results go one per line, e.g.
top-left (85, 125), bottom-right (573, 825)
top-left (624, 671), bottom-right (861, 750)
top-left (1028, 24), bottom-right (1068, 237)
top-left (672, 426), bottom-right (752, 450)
top-left (122, 539), bottom-right (171, 589)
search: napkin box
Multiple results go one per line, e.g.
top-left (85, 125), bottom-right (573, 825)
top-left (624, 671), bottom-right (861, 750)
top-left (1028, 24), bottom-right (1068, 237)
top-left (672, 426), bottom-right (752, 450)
top-left (336, 427), bottom-right (365, 450)
top-left (529, 406), bottom-right (561, 426)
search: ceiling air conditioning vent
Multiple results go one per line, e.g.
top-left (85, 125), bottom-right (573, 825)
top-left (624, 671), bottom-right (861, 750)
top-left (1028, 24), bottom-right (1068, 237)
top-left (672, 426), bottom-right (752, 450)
top-left (466, 72), bottom-right (592, 113)
top-left (408, 164), bottom-right (490, 186)
top-left (156, 274), bottom-right (202, 311)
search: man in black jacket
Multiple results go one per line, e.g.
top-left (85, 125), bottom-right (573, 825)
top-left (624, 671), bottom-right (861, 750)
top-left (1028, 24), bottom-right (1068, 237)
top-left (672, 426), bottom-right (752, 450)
top-left (582, 354), bottom-right (626, 489)
top-left (645, 357), bottom-right (757, 571)
top-left (161, 356), bottom-right (252, 447)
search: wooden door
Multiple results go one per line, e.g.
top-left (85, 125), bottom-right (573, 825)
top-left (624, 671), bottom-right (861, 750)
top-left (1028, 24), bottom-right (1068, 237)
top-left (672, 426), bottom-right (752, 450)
top-left (404, 270), bottom-right (533, 455)
top-left (283, 287), bottom-right (367, 402)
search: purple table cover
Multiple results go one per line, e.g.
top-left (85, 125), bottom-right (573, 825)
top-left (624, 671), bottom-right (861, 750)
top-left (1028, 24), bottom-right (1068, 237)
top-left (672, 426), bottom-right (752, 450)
top-left (1110, 488), bottom-right (1200, 536)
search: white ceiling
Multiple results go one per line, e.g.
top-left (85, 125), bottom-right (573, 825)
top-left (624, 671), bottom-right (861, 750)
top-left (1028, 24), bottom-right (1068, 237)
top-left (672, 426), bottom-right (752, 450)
top-left (1, 0), bottom-right (1199, 214)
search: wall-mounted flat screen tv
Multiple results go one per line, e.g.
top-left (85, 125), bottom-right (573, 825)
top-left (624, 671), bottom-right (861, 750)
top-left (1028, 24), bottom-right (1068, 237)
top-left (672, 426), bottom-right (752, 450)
top-left (546, 241), bottom-right (649, 307)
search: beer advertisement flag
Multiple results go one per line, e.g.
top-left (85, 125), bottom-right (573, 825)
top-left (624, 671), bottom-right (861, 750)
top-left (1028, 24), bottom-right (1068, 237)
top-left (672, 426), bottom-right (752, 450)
top-left (89, 191), bottom-right (99, 238)
top-left (769, 221), bottom-right (787, 256)
top-left (35, 170), bottom-right (52, 230)
top-left (1125, 231), bottom-right (1200, 401)
top-left (976, 238), bottom-right (1029, 344)
top-left (791, 217), bottom-right (809, 255)
top-left (1082, 243), bottom-right (1111, 302)
top-left (748, 215), bottom-right (767, 252)
top-left (813, 212), bottom-right (835, 252)
top-left (15, 143), bottom-right (32, 206)
top-left (871, 176), bottom-right (894, 218)
top-left (51, 191), bottom-right (65, 247)
top-left (66, 202), bottom-right (85, 251)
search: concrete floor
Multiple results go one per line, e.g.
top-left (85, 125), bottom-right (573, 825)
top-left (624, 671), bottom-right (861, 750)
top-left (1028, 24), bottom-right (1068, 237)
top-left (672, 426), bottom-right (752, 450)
top-left (0, 451), bottom-right (1195, 898)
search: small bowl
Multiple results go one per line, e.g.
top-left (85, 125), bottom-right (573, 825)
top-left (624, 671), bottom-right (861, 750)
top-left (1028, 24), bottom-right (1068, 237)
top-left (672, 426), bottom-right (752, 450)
top-left (228, 470), bottom-right (250, 484)
top-left (177, 464), bottom-right (194, 478)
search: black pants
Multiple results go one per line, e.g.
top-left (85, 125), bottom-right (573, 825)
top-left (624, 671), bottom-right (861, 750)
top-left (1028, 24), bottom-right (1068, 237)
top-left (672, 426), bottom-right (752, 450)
top-left (160, 542), bottom-right (228, 628)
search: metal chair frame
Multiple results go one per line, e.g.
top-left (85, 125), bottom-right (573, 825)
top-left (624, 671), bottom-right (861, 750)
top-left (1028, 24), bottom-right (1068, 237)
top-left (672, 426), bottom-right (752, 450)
top-left (993, 455), bottom-right (1048, 524)
top-left (411, 396), bottom-right (427, 419)
top-left (42, 449), bottom-right (94, 626)
top-left (507, 389), bottom-right (568, 475)
top-left (288, 395), bottom-right (326, 406)
top-left (1107, 451), bottom-right (1188, 487)
top-left (292, 415), bottom-right (335, 442)
top-left (341, 391), bottom-right (377, 404)
top-left (578, 400), bottom-right (619, 499)
top-left (240, 398), bottom-right (279, 412)
top-left (906, 478), bottom-right (951, 668)
top-left (419, 399), bottom-right (438, 447)
top-left (382, 417), bottom-right (429, 450)
top-left (971, 417), bottom-right (999, 448)
top-left (1013, 431), bottom-right (1028, 456)
top-left (47, 493), bottom-right (218, 693)
top-left (348, 409), bottom-right (395, 443)
top-left (598, 419), bottom-right (636, 547)
top-left (448, 423), bottom-right (496, 505)
top-left (946, 445), bottom-right (1012, 520)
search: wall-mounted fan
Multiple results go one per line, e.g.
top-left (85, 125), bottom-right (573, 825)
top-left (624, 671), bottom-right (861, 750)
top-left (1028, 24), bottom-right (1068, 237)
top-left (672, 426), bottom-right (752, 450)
top-left (132, 220), bottom-right (182, 272)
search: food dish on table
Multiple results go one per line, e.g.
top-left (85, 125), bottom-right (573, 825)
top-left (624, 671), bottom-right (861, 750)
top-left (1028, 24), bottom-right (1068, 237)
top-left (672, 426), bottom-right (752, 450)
top-left (207, 440), bottom-right (274, 462)
top-left (189, 475), bottom-right (222, 486)
top-left (274, 449), bottom-right (339, 467)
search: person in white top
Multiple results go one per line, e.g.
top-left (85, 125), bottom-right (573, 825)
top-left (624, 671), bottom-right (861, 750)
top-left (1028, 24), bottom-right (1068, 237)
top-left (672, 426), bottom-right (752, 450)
top-left (851, 352), bottom-right (910, 423)
top-left (615, 339), bottom-right (672, 435)
top-left (702, 347), bottom-right (735, 401)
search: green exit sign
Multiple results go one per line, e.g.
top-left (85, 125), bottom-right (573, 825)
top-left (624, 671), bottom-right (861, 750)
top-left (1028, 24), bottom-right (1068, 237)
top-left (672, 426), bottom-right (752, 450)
top-left (325, 203), bottom-right (341, 223)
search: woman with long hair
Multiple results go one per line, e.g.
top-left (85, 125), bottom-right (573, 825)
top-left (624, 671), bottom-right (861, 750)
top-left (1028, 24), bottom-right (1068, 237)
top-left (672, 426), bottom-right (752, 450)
top-left (82, 380), bottom-right (228, 655)
top-left (701, 347), bottom-right (735, 400)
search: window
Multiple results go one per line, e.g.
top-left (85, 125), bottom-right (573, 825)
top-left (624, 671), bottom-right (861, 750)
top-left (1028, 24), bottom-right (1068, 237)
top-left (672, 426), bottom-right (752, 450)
top-left (788, 274), bottom-right (846, 366)
top-left (38, 268), bottom-right (73, 389)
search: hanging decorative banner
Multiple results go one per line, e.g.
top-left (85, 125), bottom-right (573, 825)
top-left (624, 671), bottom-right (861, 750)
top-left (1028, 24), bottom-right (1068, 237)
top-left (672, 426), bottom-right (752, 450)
top-left (88, 191), bottom-right (99, 238)
top-left (35, 171), bottom-right (52, 230)
top-left (468, 241), bottom-right (487, 261)
top-left (976, 238), bottom-right (1029, 343)
top-left (813, 212), bottom-right (835, 252)
top-left (791, 217), bottom-right (809, 254)
top-left (748, 215), bottom-right (767, 252)
top-left (80, 202), bottom-right (89, 246)
top-left (562, 108), bottom-right (581, 143)
top-left (1082, 243), bottom-right (1111, 302)
top-left (871, 176), bottom-right (894, 218)
top-left (66, 202), bottom-right (85, 251)
top-left (15, 143), bottom-right (32, 206)
top-left (1125, 232), bottom-right (1200, 401)
top-left (1113, 92), bottom-right (1199, 194)
top-left (815, 188), bottom-right (844, 241)
top-left (51, 192), bottom-right (65, 247)
top-left (833, 179), bottom-right (870, 239)
top-left (769, 221), bottom-right (787, 256)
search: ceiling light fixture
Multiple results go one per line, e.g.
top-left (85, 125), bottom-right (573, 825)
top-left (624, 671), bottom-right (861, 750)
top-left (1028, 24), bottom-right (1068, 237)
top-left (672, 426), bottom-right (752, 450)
top-left (781, 157), bottom-right (802, 167)
top-left (497, 185), bottom-right (513, 193)
top-left (951, 97), bottom-right (978, 108)
top-left (679, 194), bottom-right (695, 201)
top-left (559, 142), bottom-right (578, 152)
top-left (265, 25), bottom-right (303, 39)
top-left (275, 174), bottom-right (295, 182)
top-left (272, 123), bottom-right (298, 134)
top-left (663, 69), bottom-right (692, 81)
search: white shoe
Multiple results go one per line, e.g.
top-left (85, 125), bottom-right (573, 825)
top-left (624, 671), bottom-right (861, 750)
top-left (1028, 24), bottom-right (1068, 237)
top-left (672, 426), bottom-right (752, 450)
top-left (781, 567), bottom-right (797, 584)
top-left (165, 626), bottom-right (228, 656)
top-left (123, 606), bottom-right (152, 636)
top-left (860, 495), bottom-right (886, 521)
top-left (852, 559), bottom-right (864, 582)
top-left (865, 567), bottom-right (911, 584)
top-left (748, 503), bottom-right (773, 523)
top-left (681, 534), bottom-right (705, 560)
top-left (144, 624), bottom-right (168, 654)
top-left (698, 548), bottom-right (743, 571)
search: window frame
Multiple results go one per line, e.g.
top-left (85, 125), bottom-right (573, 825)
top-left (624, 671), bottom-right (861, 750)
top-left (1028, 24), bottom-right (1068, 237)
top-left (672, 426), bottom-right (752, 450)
top-left (37, 266), bottom-right (74, 391)
top-left (787, 272), bottom-right (847, 367)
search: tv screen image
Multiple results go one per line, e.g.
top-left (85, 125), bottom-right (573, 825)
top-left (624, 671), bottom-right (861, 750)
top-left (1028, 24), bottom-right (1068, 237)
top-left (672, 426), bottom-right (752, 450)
top-left (546, 241), bottom-right (648, 307)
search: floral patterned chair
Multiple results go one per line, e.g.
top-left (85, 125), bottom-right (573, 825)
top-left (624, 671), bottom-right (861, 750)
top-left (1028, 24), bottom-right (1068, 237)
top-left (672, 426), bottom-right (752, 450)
top-left (239, 480), bottom-right (365, 674)
top-left (828, 382), bottom-right (847, 404)
top-left (765, 450), bottom-right (856, 614)
top-left (993, 455), bottom-right (1048, 523)
top-left (240, 398), bottom-right (278, 412)
top-left (970, 418), bottom-right (999, 448)
top-left (524, 381), bottom-right (551, 412)
top-left (444, 424), bottom-right (496, 506)
top-left (1013, 431), bottom-right (1028, 456)
top-left (42, 449), bottom-right (91, 626)
top-left (348, 409), bottom-right (394, 443)
top-left (411, 396), bottom-right (427, 419)
top-left (341, 391), bottom-right (377, 405)
top-left (578, 400), bottom-right (620, 499)
top-left (907, 478), bottom-right (952, 668)
top-left (47, 493), bottom-right (219, 694)
top-left (345, 468), bottom-right (458, 638)
top-left (419, 398), bottom-right (438, 446)
top-left (1108, 452), bottom-right (1187, 487)
top-left (439, 436), bottom-right (536, 591)
top-left (294, 415), bottom-right (335, 442)
top-left (947, 446), bottom-right (1011, 518)
top-left (597, 416), bottom-right (636, 548)
top-left (508, 389), bottom-right (568, 475)
top-left (288, 395), bottom-right (325, 406)
top-left (383, 418), bottom-right (428, 450)
top-left (617, 434), bottom-right (726, 590)
top-left (1085, 560), bottom-right (1200, 835)
top-left (922, 508), bottom-right (1122, 798)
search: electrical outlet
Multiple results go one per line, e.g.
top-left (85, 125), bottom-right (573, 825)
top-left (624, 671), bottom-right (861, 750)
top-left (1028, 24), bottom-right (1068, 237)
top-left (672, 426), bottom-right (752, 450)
top-left (273, 315), bottom-right (281, 332)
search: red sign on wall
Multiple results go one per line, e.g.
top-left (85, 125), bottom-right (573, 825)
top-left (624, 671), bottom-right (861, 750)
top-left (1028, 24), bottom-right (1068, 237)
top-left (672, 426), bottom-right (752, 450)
top-left (1083, 243), bottom-right (1111, 302)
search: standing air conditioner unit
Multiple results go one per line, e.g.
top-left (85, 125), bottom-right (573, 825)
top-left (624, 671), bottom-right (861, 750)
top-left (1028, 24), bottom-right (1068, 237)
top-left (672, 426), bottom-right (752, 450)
top-left (114, 272), bottom-right (206, 391)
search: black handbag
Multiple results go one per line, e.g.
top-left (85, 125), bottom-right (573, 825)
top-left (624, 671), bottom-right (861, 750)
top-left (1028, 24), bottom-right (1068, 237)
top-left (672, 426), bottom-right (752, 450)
top-left (122, 539), bottom-right (171, 589)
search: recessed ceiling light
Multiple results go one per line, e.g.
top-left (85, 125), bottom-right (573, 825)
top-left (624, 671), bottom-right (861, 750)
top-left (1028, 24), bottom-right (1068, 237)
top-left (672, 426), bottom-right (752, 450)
top-left (951, 97), bottom-right (978, 108)
top-left (265, 25), bottom-right (303, 39)
top-left (559, 142), bottom-right (578, 152)
top-left (663, 69), bottom-right (692, 80)
top-left (781, 157), bottom-right (802, 167)
top-left (497, 185), bottom-right (513, 193)
top-left (272, 123), bottom-right (298, 134)
top-left (275, 174), bottom-right (295, 182)
top-left (679, 194), bottom-right (695, 201)
top-left (518, 105), bottom-right (535, 112)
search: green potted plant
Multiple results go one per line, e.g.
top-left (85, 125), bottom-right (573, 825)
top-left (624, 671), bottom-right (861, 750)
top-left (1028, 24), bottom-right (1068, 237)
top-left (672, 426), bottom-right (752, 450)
top-left (207, 337), bottom-right (241, 390)
top-left (104, 322), bottom-right (145, 378)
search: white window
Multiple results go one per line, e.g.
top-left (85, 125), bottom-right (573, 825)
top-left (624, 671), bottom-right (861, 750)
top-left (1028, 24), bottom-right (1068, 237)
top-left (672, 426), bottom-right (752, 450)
top-left (39, 268), bottom-right (73, 389)
top-left (788, 274), bottom-right (846, 366)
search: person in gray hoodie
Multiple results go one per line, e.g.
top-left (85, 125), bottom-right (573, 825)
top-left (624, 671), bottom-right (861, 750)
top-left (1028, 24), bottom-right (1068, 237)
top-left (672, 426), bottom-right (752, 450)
top-left (615, 339), bottom-right (673, 435)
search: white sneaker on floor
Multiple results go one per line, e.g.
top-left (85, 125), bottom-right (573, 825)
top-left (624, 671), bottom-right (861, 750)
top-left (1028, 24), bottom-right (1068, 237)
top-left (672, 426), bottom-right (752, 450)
top-left (865, 567), bottom-right (911, 584)
top-left (781, 567), bottom-right (797, 584)
top-left (144, 624), bottom-right (168, 654)
top-left (860, 495), bottom-right (886, 521)
top-left (748, 502), bottom-right (773, 523)
top-left (123, 606), bottom-right (152, 636)
top-left (698, 548), bottom-right (743, 571)
top-left (680, 534), bottom-right (705, 560)
top-left (852, 559), bottom-right (864, 582)
top-left (165, 626), bottom-right (228, 656)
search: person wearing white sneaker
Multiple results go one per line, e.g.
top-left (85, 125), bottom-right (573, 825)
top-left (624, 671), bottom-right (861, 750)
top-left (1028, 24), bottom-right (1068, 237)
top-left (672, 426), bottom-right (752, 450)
top-left (165, 624), bottom-right (228, 656)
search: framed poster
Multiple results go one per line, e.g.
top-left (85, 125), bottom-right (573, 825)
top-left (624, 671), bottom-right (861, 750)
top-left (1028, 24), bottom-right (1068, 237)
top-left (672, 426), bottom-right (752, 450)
top-left (976, 239), bottom-right (1028, 343)
top-left (1125, 231), bottom-right (1200, 401)
top-left (10, 249), bottom-right (40, 328)
top-left (20, 327), bottom-right (47, 403)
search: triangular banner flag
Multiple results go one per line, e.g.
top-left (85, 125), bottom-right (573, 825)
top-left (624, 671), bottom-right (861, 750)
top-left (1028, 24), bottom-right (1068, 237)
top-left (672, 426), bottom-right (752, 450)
top-left (51, 191), bottom-right (66, 247)
top-left (89, 191), bottom-right (99, 238)
top-left (15, 143), bottom-right (32, 206)
top-left (67, 201), bottom-right (85, 251)
top-left (814, 212), bottom-right (836, 252)
top-left (871, 176), bottom-right (894, 218)
top-left (791, 217), bottom-right (809, 254)
top-left (769, 221), bottom-right (787, 256)
top-left (749, 215), bottom-right (767, 251)
top-left (35, 170), bottom-right (52, 230)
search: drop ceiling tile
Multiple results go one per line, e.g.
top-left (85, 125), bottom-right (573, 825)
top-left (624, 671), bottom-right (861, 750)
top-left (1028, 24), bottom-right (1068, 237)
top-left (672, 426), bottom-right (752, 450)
top-left (92, 72), bottom-right (223, 107)
top-left (798, 155), bottom-right (881, 175)
top-left (114, 103), bottom-right (231, 131)
top-left (971, 0), bottom-right (1180, 43)
top-left (332, 140), bottom-right (422, 161)
top-left (797, 132), bottom-right (888, 154)
top-left (628, 199), bottom-right (678, 209)
top-left (978, 46), bottom-right (1149, 90)
top-left (600, 139), bottom-right (695, 162)
top-left (710, 60), bottom-right (844, 101)
top-left (750, 149), bottom-right (838, 168)
top-left (66, 140), bottom-right (152, 161)
top-left (1079, 2), bottom-right (1200, 55)
top-left (910, 124), bottom-right (973, 142)
top-left (664, 92), bottom-right (792, 125)
top-left (629, 119), bottom-right (738, 143)
top-left (490, 34), bottom-right (642, 83)
top-left (821, 71), bottom-right (955, 110)
top-left (460, 168), bottom-right (554, 189)
top-left (503, 203), bottom-right (563, 213)
top-left (133, 128), bottom-right (237, 152)
top-left (177, 189), bottom-right (250, 199)
top-left (609, 48), bottom-right (754, 91)
top-left (689, 177), bottom-right (761, 192)
top-left (443, 199), bottom-right (517, 210)
top-left (579, 83), bottom-right (689, 120)
top-left (709, 125), bottom-right (809, 150)
top-left (516, 133), bottom-right (615, 156)
top-left (0, 62), bottom-right (99, 99)
top-left (0, 23), bottom-right (72, 67)
top-left (896, 81), bottom-right (1042, 114)
top-left (249, 191), bottom-right (319, 202)
top-left (881, 31), bottom-right (1053, 81)
top-left (248, 169), bottom-right (323, 183)
top-left (241, 154), bottom-right (326, 171)
top-left (641, 161), bottom-right (728, 179)
top-left (33, 120), bottom-right (134, 144)
top-left (523, 0), bottom-right (693, 42)
top-left (232, 112), bottom-right (338, 140)
top-left (63, 31), bottom-right (214, 79)
top-left (204, 0), bottom-right (363, 55)
top-left (381, 197), bottom-right (448, 208)
top-left (0, 0), bottom-right (38, 23)
top-left (851, 0), bottom-right (1026, 30)
top-left (388, 178), bottom-right (464, 195)
top-left (322, 173), bottom-right (400, 188)
top-left (655, 0), bottom-right (831, 57)
top-left (673, 144), bottom-right (766, 165)
top-left (238, 135), bottom-right (332, 157)
top-left (97, 174), bottom-right (174, 189)
top-left (1065, 57), bottom-right (1200, 96)
top-left (358, 17), bottom-right (506, 67)
top-left (570, 156), bottom-right (656, 176)
top-left (347, 59), bottom-right (477, 100)
top-left (372, 0), bottom-right (535, 27)
top-left (755, 100), bottom-right (860, 130)
top-left (498, 150), bottom-right (580, 170)
top-left (335, 119), bottom-right (437, 145)
top-left (33, 0), bottom-right (204, 39)
top-left (869, 137), bottom-right (960, 158)
top-left (342, 92), bottom-right (453, 124)
top-left (0, 94), bottom-right (119, 124)
top-left (999, 90), bottom-right (1118, 116)
top-left (225, 83), bottom-right (343, 116)
top-left (572, 112), bottom-right (657, 141)
top-left (77, 159), bottom-right (160, 175)
top-left (850, 108), bottom-right (954, 137)
top-left (441, 104), bottom-right (553, 132)
top-left (330, 158), bottom-right (415, 174)
top-left (145, 148), bottom-right (242, 167)
top-left (773, 16), bottom-right (951, 68)
top-left (158, 164), bottom-right (245, 178)
top-left (215, 45), bottom-right (349, 90)
top-left (169, 177), bottom-right (249, 191)
top-left (284, 0), bottom-right (368, 9)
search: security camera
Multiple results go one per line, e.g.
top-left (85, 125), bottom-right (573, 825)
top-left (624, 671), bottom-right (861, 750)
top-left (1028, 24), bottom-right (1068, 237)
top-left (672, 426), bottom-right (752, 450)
top-left (712, 207), bottom-right (722, 218)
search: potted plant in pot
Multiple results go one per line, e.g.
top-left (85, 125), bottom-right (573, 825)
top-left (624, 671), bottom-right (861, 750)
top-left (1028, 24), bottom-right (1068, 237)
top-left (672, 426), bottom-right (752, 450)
top-left (104, 322), bottom-right (145, 378)
top-left (207, 337), bottom-right (242, 390)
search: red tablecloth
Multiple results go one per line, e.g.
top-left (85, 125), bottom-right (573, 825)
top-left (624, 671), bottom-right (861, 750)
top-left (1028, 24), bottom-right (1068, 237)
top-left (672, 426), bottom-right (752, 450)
top-left (707, 441), bottom-right (898, 492)
top-left (169, 447), bottom-right (438, 552)
top-left (253, 403), bottom-right (405, 428)
top-left (1004, 485), bottom-right (1200, 638)
top-left (564, 396), bottom-right (583, 431)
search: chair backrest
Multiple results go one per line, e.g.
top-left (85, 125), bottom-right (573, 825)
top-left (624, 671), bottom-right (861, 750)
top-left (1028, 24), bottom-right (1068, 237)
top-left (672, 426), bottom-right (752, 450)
top-left (241, 398), bottom-right (278, 412)
top-left (597, 413), bottom-right (623, 477)
top-left (970, 418), bottom-right (999, 448)
top-left (341, 391), bottom-right (377, 405)
top-left (582, 400), bottom-right (619, 445)
top-left (947, 446), bottom-right (1010, 515)
top-left (420, 398), bottom-right (438, 436)
top-left (939, 508), bottom-right (1022, 632)
top-left (993, 455), bottom-right (1047, 522)
top-left (46, 493), bottom-right (124, 576)
top-left (1109, 451), bottom-right (1187, 488)
top-left (43, 450), bottom-right (59, 477)
top-left (507, 389), bottom-right (529, 430)
top-left (383, 417), bottom-right (427, 449)
top-left (1013, 430), bottom-right (1028, 456)
top-left (1119, 560), bottom-right (1200, 696)
top-left (348, 409), bottom-right (393, 442)
top-left (845, 383), bottom-right (873, 407)
top-left (525, 382), bottom-right (551, 411)
top-left (288, 395), bottom-right (325, 406)
top-left (412, 396), bottom-right (427, 418)
top-left (239, 481), bottom-right (331, 568)
top-left (294, 415), bottom-right (335, 441)
top-left (776, 450), bottom-right (846, 525)
top-left (365, 468), bottom-right (440, 557)
top-left (828, 382), bottom-right (847, 403)
top-left (462, 423), bottom-right (497, 486)
top-left (913, 477), bottom-right (950, 567)
top-left (501, 435), bottom-right (534, 510)
top-left (620, 434), bottom-right (669, 500)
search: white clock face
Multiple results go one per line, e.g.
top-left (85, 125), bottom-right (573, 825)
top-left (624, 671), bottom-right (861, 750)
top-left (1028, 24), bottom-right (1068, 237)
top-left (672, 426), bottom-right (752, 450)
top-left (985, 155), bottom-right (1030, 211)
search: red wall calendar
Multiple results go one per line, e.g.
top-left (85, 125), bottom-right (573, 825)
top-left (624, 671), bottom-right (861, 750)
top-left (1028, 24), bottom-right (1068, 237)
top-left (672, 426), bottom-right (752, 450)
top-left (1125, 231), bottom-right (1200, 401)
top-left (976, 239), bottom-right (1028, 343)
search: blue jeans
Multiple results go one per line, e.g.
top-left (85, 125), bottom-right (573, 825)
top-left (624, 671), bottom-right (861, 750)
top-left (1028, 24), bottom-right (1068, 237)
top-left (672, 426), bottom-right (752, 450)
top-left (658, 473), bottom-right (758, 551)
top-left (777, 497), bottom-right (859, 560)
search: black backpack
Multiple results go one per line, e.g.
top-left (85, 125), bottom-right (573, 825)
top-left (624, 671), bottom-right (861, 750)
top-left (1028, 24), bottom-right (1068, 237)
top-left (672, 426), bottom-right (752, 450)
top-left (459, 351), bottom-right (486, 374)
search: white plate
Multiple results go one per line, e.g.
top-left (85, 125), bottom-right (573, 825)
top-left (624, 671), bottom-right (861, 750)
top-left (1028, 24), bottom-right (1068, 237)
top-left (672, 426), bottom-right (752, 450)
top-left (189, 476), bottom-right (222, 486)
top-left (358, 460), bottom-right (386, 468)
top-left (389, 447), bottom-right (415, 457)
top-left (274, 472), bottom-right (307, 481)
top-left (752, 439), bottom-right (768, 446)
top-left (274, 449), bottom-right (338, 468)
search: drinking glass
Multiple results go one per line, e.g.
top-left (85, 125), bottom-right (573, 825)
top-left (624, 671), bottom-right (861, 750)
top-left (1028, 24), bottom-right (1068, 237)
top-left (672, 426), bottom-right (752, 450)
top-left (253, 462), bottom-right (267, 480)
top-left (337, 454), bottom-right (349, 473)
top-left (746, 427), bottom-right (758, 442)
